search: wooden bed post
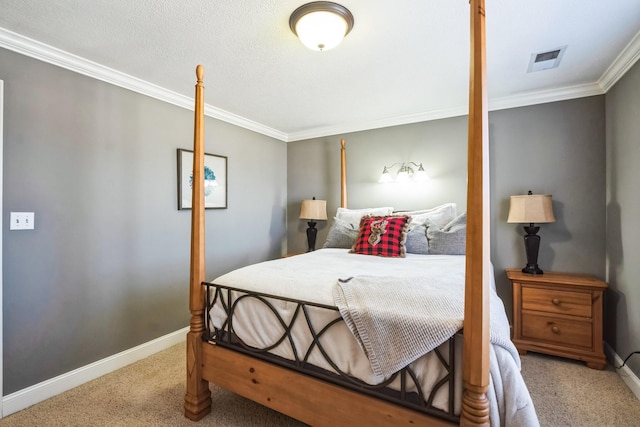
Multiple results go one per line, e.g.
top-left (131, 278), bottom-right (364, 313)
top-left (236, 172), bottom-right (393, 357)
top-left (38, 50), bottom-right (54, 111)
top-left (461, 0), bottom-right (490, 426)
top-left (340, 138), bottom-right (348, 208)
top-left (184, 65), bottom-right (212, 421)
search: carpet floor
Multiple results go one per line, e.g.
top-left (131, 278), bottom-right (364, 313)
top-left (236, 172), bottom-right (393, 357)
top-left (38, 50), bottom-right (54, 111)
top-left (0, 344), bottom-right (639, 426)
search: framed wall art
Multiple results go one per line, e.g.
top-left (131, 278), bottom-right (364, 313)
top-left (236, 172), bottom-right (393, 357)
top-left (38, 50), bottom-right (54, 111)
top-left (177, 148), bottom-right (227, 210)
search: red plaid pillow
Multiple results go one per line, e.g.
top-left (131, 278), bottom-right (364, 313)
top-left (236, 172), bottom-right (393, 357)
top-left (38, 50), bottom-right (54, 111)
top-left (350, 215), bottom-right (410, 257)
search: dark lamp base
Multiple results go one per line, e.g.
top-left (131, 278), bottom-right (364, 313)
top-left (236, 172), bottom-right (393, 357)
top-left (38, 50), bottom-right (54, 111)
top-left (522, 264), bottom-right (544, 275)
top-left (306, 221), bottom-right (318, 252)
top-left (522, 224), bottom-right (544, 275)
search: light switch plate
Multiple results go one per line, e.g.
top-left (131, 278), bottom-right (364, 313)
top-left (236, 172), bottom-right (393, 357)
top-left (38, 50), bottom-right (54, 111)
top-left (10, 212), bottom-right (35, 230)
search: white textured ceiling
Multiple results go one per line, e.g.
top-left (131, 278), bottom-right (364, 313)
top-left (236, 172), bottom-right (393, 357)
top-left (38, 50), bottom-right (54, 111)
top-left (1, 0), bottom-right (639, 141)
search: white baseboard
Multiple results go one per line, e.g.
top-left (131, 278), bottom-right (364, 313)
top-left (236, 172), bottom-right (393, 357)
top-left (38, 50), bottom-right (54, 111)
top-left (605, 342), bottom-right (640, 400)
top-left (2, 326), bottom-right (188, 417)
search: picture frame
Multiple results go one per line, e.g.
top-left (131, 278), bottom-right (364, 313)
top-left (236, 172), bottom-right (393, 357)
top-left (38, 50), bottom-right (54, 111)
top-left (177, 148), bottom-right (227, 210)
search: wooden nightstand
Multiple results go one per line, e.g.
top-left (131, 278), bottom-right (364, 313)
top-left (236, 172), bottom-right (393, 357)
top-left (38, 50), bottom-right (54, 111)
top-left (506, 269), bottom-right (607, 369)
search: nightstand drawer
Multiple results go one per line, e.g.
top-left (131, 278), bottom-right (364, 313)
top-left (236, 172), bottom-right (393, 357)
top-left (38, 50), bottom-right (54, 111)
top-left (521, 313), bottom-right (592, 348)
top-left (522, 287), bottom-right (592, 317)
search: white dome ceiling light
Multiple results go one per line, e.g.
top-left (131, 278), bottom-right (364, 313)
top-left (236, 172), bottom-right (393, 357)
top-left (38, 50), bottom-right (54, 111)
top-left (289, 2), bottom-right (355, 51)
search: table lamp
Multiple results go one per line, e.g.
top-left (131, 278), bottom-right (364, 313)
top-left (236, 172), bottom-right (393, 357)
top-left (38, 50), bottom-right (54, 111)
top-left (507, 191), bottom-right (556, 274)
top-left (299, 197), bottom-right (328, 251)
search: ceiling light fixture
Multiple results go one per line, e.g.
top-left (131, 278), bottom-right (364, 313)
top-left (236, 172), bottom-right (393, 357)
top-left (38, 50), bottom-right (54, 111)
top-left (289, 2), bottom-right (354, 51)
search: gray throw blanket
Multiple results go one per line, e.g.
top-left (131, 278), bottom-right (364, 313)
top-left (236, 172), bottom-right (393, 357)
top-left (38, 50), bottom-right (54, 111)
top-left (333, 274), bottom-right (540, 426)
top-left (333, 274), bottom-right (519, 378)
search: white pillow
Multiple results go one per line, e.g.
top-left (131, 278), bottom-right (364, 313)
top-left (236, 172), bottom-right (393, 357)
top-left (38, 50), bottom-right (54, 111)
top-left (404, 203), bottom-right (457, 228)
top-left (336, 206), bottom-right (394, 226)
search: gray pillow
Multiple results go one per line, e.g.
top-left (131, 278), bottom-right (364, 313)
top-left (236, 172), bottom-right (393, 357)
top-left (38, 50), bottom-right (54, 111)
top-left (426, 212), bottom-right (466, 255)
top-left (323, 218), bottom-right (359, 249)
top-left (405, 224), bottom-right (429, 254)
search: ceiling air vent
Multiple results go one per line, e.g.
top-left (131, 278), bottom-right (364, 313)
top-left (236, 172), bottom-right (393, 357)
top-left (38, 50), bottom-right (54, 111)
top-left (527, 46), bottom-right (567, 73)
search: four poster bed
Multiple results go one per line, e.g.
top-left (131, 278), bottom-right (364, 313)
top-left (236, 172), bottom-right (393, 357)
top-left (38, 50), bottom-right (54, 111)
top-left (184, 1), bottom-right (538, 426)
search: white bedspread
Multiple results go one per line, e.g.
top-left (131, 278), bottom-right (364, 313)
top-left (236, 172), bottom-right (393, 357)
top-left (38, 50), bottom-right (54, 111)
top-left (211, 249), bottom-right (539, 426)
top-left (213, 249), bottom-right (466, 306)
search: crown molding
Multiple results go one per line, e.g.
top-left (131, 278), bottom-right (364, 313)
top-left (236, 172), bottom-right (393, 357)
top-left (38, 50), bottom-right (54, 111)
top-left (599, 29), bottom-right (640, 93)
top-left (287, 82), bottom-right (604, 142)
top-left (0, 27), bottom-right (288, 142)
top-left (1, 26), bottom-right (633, 144)
top-left (488, 82), bottom-right (604, 112)
top-left (286, 106), bottom-right (468, 142)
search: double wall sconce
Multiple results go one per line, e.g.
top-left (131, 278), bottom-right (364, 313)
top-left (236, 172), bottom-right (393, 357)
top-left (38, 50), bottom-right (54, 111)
top-left (378, 162), bottom-right (430, 183)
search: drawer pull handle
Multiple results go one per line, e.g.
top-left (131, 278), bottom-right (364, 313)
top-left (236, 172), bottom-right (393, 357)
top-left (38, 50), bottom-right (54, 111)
top-left (551, 326), bottom-right (560, 334)
top-left (552, 298), bottom-right (561, 305)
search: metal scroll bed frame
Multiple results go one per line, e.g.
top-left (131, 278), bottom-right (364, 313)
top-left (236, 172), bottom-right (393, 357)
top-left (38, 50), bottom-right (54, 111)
top-left (184, 1), bottom-right (491, 425)
top-left (203, 282), bottom-right (461, 423)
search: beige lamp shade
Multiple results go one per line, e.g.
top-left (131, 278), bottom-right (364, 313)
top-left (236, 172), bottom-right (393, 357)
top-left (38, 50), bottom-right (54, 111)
top-left (507, 194), bottom-right (556, 224)
top-left (300, 199), bottom-right (328, 220)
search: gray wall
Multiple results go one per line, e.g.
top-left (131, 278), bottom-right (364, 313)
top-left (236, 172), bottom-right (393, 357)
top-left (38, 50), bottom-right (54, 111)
top-left (287, 117), bottom-right (469, 253)
top-left (491, 97), bottom-right (606, 302)
top-left (1, 48), bottom-right (287, 394)
top-left (287, 96), bottom-right (606, 317)
top-left (605, 59), bottom-right (640, 378)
